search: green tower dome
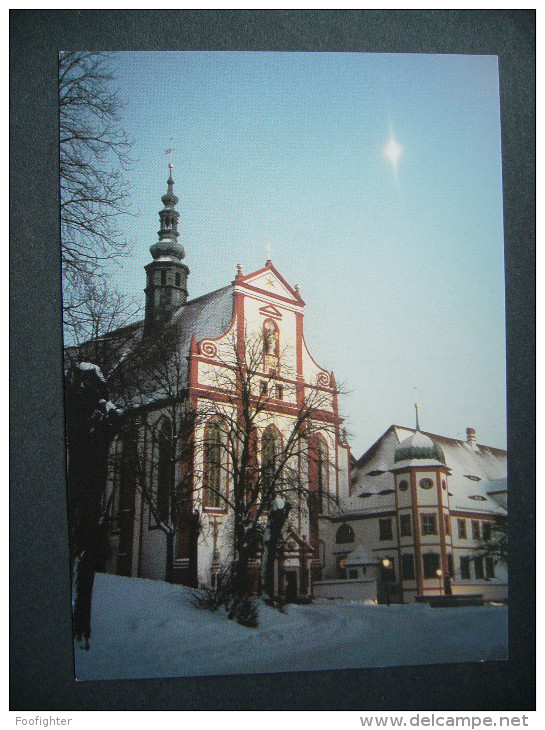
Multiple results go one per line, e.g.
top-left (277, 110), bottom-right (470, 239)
top-left (394, 430), bottom-right (446, 465)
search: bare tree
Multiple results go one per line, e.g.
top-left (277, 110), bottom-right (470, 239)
top-left (193, 331), bottom-right (342, 602)
top-left (472, 514), bottom-right (508, 566)
top-left (65, 362), bottom-right (123, 649)
top-left (59, 51), bottom-right (134, 341)
top-left (64, 277), bottom-right (142, 375)
top-left (104, 323), bottom-right (343, 597)
top-left (107, 320), bottom-right (199, 584)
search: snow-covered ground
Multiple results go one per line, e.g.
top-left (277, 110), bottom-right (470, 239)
top-left (75, 573), bottom-right (508, 681)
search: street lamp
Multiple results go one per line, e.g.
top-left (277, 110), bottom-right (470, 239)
top-left (382, 558), bottom-right (393, 606)
top-left (436, 568), bottom-right (443, 596)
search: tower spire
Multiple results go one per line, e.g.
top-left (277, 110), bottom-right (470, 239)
top-left (144, 155), bottom-right (190, 329)
top-left (414, 387), bottom-right (421, 431)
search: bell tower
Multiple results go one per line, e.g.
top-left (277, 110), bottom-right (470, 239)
top-left (144, 162), bottom-right (189, 328)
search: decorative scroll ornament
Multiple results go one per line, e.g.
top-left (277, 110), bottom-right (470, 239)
top-left (317, 372), bottom-right (330, 387)
top-left (200, 341), bottom-right (218, 358)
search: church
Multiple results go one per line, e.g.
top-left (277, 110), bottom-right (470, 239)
top-left (68, 163), bottom-right (507, 603)
top-left (71, 163), bottom-right (351, 600)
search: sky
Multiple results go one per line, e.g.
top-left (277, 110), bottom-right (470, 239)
top-left (103, 51), bottom-right (506, 456)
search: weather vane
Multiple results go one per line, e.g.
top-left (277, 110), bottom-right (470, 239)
top-left (413, 386), bottom-right (420, 431)
top-left (165, 137), bottom-right (176, 169)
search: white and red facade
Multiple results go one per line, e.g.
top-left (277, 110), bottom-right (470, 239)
top-left (103, 260), bottom-right (351, 598)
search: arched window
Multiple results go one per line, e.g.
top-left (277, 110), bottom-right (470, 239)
top-left (161, 269), bottom-right (167, 286)
top-left (336, 523), bottom-right (355, 544)
top-left (204, 420), bottom-right (227, 509)
top-left (156, 418), bottom-right (172, 523)
top-left (262, 427), bottom-right (282, 502)
top-left (108, 436), bottom-right (124, 532)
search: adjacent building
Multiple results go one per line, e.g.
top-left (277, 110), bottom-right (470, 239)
top-left (320, 420), bottom-right (507, 602)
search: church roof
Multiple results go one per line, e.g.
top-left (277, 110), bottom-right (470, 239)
top-left (77, 284), bottom-right (235, 408)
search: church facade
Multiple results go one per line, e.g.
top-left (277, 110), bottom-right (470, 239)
top-left (69, 164), bottom-right (507, 603)
top-left (75, 165), bottom-right (351, 599)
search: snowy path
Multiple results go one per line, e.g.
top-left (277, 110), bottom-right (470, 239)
top-left (75, 573), bottom-right (507, 681)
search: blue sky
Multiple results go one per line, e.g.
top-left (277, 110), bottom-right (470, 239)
top-left (105, 51), bottom-right (506, 455)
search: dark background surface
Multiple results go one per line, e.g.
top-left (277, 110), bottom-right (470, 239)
top-left (10, 10), bottom-right (535, 711)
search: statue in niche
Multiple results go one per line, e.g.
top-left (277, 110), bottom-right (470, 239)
top-left (264, 321), bottom-right (278, 356)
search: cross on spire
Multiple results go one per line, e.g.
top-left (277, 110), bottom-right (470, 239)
top-left (265, 241), bottom-right (272, 264)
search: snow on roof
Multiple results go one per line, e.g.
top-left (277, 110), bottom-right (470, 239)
top-left (79, 285), bottom-right (235, 408)
top-left (447, 474), bottom-right (507, 515)
top-left (338, 425), bottom-right (507, 518)
top-left (391, 458), bottom-right (447, 471)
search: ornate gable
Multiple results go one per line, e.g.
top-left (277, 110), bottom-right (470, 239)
top-left (236, 261), bottom-right (304, 306)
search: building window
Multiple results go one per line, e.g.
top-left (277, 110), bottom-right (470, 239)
top-left (401, 553), bottom-right (415, 580)
top-left (447, 553), bottom-right (454, 578)
top-left (442, 480), bottom-right (447, 491)
top-left (379, 518), bottom-right (393, 541)
top-left (398, 479), bottom-right (409, 491)
top-left (421, 513), bottom-right (437, 536)
top-left (275, 383), bottom-right (283, 399)
top-left (260, 381), bottom-right (268, 396)
top-left (400, 513), bottom-right (412, 537)
top-left (423, 552), bottom-right (440, 579)
top-left (348, 569), bottom-right (358, 580)
top-left (472, 520), bottom-right (480, 540)
top-left (420, 478), bottom-right (433, 490)
top-left (204, 420), bottom-right (227, 509)
top-left (474, 556), bottom-right (484, 579)
top-left (156, 418), bottom-right (172, 523)
top-left (336, 555), bottom-right (347, 579)
top-left (336, 523), bottom-right (355, 544)
top-left (161, 270), bottom-right (167, 286)
top-left (175, 272), bottom-right (181, 287)
top-left (444, 514), bottom-right (450, 535)
top-left (485, 557), bottom-right (495, 578)
top-left (460, 556), bottom-right (471, 579)
top-left (482, 522), bottom-right (491, 541)
top-left (108, 436), bottom-right (124, 532)
top-left (458, 518), bottom-right (467, 539)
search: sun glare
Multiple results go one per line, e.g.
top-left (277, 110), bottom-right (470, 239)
top-left (384, 136), bottom-right (403, 166)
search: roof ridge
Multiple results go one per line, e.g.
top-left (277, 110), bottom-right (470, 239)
top-left (392, 424), bottom-right (506, 454)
